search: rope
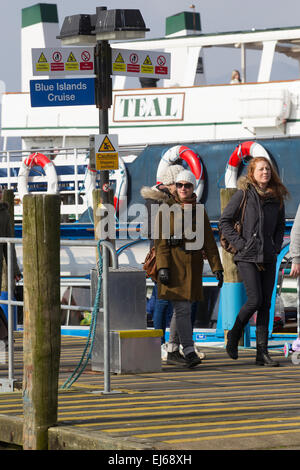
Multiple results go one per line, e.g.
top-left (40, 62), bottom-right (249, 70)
top-left (60, 239), bottom-right (103, 389)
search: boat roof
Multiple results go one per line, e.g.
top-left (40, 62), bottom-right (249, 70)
top-left (114, 25), bottom-right (300, 58)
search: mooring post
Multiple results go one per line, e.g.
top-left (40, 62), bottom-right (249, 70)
top-left (220, 188), bottom-right (249, 346)
top-left (22, 194), bottom-right (61, 450)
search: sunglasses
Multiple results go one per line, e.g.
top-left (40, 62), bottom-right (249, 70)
top-left (176, 182), bottom-right (193, 189)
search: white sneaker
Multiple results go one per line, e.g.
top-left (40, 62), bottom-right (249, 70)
top-left (195, 345), bottom-right (206, 360)
top-left (161, 343), bottom-right (168, 361)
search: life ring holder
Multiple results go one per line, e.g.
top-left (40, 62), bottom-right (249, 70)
top-left (18, 152), bottom-right (58, 200)
top-left (225, 141), bottom-right (272, 188)
top-left (85, 156), bottom-right (128, 214)
top-left (156, 145), bottom-right (205, 202)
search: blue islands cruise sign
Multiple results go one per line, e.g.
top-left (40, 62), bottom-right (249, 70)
top-left (30, 78), bottom-right (95, 107)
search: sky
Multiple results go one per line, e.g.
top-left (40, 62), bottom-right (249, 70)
top-left (1, 0), bottom-right (300, 93)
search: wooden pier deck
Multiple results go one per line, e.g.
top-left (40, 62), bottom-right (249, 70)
top-left (1, 333), bottom-right (300, 450)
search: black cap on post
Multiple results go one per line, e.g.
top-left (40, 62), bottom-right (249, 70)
top-left (95, 9), bottom-right (149, 40)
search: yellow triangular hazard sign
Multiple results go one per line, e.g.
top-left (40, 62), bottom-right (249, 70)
top-left (115, 53), bottom-right (124, 63)
top-left (143, 55), bottom-right (152, 65)
top-left (98, 135), bottom-right (115, 152)
top-left (67, 52), bottom-right (77, 63)
top-left (38, 52), bottom-right (48, 63)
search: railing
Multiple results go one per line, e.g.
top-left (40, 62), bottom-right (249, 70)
top-left (0, 237), bottom-right (118, 393)
top-left (0, 145), bottom-right (144, 222)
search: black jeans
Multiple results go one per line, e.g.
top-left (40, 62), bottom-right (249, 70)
top-left (236, 261), bottom-right (277, 328)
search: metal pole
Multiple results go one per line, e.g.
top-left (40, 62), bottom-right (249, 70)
top-left (102, 244), bottom-right (110, 393)
top-left (7, 241), bottom-right (14, 381)
top-left (241, 43), bottom-right (246, 83)
top-left (297, 277), bottom-right (300, 339)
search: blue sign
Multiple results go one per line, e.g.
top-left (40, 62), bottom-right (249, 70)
top-left (30, 78), bottom-right (95, 107)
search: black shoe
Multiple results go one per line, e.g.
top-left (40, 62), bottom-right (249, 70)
top-left (167, 351), bottom-right (186, 366)
top-left (226, 317), bottom-right (243, 360)
top-left (185, 352), bottom-right (201, 368)
top-left (256, 326), bottom-right (279, 367)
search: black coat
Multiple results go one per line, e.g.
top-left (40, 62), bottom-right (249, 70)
top-left (219, 179), bottom-right (285, 264)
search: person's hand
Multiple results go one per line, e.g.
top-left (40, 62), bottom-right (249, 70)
top-left (214, 270), bottom-right (224, 288)
top-left (290, 263), bottom-right (300, 277)
top-left (158, 268), bottom-right (170, 285)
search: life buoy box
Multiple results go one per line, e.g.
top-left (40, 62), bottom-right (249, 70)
top-left (85, 156), bottom-right (128, 214)
top-left (157, 145), bottom-right (205, 201)
top-left (225, 141), bottom-right (271, 188)
top-left (18, 152), bottom-right (58, 200)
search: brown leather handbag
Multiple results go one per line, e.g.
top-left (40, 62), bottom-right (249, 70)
top-left (142, 246), bottom-right (157, 281)
top-left (219, 190), bottom-right (247, 255)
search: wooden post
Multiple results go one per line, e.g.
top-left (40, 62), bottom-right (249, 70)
top-left (220, 188), bottom-right (241, 285)
top-left (22, 194), bottom-right (61, 450)
top-left (220, 188), bottom-right (245, 345)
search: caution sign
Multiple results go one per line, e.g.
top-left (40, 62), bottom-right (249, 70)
top-left (112, 52), bottom-right (126, 73)
top-left (65, 51), bottom-right (79, 71)
top-left (94, 134), bottom-right (119, 170)
top-left (98, 135), bottom-right (116, 152)
top-left (141, 55), bottom-right (154, 74)
top-left (96, 153), bottom-right (119, 170)
top-left (36, 52), bottom-right (49, 72)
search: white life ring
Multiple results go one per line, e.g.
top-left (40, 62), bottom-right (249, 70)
top-left (85, 156), bottom-right (128, 214)
top-left (225, 141), bottom-right (272, 188)
top-left (157, 145), bottom-right (205, 201)
top-left (18, 152), bottom-right (58, 200)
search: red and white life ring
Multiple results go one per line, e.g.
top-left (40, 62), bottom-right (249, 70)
top-left (225, 141), bottom-right (272, 188)
top-left (18, 152), bottom-right (58, 200)
top-left (85, 156), bottom-right (128, 214)
top-left (157, 145), bottom-right (205, 201)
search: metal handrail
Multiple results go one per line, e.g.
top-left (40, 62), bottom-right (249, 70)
top-left (0, 236), bottom-right (118, 393)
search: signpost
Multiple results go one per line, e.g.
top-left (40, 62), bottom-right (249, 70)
top-left (29, 78), bottom-right (95, 107)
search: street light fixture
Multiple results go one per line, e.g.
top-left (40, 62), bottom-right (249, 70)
top-left (95, 8), bottom-right (149, 41)
top-left (57, 14), bottom-right (96, 45)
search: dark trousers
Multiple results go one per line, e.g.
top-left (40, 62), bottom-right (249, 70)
top-left (236, 261), bottom-right (277, 328)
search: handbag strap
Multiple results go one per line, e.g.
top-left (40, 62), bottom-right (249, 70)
top-left (239, 190), bottom-right (247, 224)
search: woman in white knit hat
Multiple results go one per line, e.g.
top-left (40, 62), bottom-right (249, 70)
top-left (155, 169), bottom-right (223, 367)
top-left (141, 164), bottom-right (183, 352)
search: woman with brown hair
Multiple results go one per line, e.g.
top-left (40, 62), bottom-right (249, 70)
top-left (219, 157), bottom-right (289, 366)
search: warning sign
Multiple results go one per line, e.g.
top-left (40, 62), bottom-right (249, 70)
top-left (36, 52), bottom-right (49, 72)
top-left (98, 135), bottom-right (116, 152)
top-left (141, 55), bottom-right (154, 74)
top-left (32, 47), bottom-right (94, 76)
top-left (112, 52), bottom-right (126, 73)
top-left (94, 134), bottom-right (119, 171)
top-left (65, 51), bottom-right (79, 71)
top-left (111, 48), bottom-right (170, 79)
top-left (143, 55), bottom-right (152, 65)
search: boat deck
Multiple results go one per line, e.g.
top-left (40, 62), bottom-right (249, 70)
top-left (1, 333), bottom-right (300, 451)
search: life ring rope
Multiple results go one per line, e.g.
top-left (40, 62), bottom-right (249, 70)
top-left (157, 145), bottom-right (205, 202)
top-left (18, 152), bottom-right (58, 200)
top-left (225, 141), bottom-right (271, 188)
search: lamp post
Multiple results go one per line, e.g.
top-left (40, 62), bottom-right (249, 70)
top-left (58, 7), bottom-right (149, 393)
top-left (58, 6), bottom-right (149, 203)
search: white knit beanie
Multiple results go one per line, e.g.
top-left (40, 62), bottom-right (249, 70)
top-left (160, 164), bottom-right (183, 185)
top-left (175, 169), bottom-right (196, 189)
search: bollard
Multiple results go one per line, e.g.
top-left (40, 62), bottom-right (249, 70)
top-left (220, 188), bottom-right (249, 346)
top-left (22, 194), bottom-right (61, 450)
